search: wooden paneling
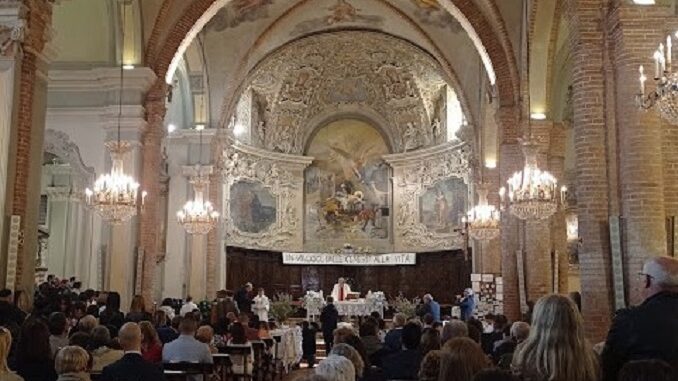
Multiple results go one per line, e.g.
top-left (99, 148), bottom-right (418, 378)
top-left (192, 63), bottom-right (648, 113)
top-left (226, 247), bottom-right (471, 304)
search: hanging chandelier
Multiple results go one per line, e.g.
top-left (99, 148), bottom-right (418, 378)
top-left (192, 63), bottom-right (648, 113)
top-left (85, 2), bottom-right (144, 225)
top-left (177, 175), bottom-right (220, 235)
top-left (465, 186), bottom-right (500, 241)
top-left (499, 138), bottom-right (564, 221)
top-left (176, 125), bottom-right (220, 235)
top-left (637, 34), bottom-right (678, 125)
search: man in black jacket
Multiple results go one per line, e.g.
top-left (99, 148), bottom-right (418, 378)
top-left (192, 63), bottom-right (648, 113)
top-left (101, 322), bottom-right (165, 381)
top-left (320, 296), bottom-right (339, 352)
top-left (235, 282), bottom-right (253, 313)
top-left (602, 256), bottom-right (678, 381)
top-left (382, 322), bottom-right (423, 380)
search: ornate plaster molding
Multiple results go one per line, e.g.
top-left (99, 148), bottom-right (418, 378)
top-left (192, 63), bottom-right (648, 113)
top-left (384, 141), bottom-right (471, 250)
top-left (221, 141), bottom-right (312, 250)
top-left (0, 18), bottom-right (24, 57)
top-left (43, 129), bottom-right (96, 189)
top-left (230, 31), bottom-right (451, 154)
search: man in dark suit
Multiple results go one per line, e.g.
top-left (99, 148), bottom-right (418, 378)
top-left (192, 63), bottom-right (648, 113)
top-left (382, 322), bottom-right (423, 380)
top-left (235, 282), bottom-right (254, 313)
top-left (384, 313), bottom-right (407, 352)
top-left (320, 297), bottom-right (339, 352)
top-left (101, 322), bottom-right (165, 381)
top-left (602, 257), bottom-right (678, 381)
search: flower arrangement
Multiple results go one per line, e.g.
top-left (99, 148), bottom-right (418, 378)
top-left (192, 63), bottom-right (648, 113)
top-left (390, 294), bottom-right (420, 319)
top-left (270, 292), bottom-right (296, 323)
top-left (366, 291), bottom-right (388, 311)
top-left (302, 291), bottom-right (325, 314)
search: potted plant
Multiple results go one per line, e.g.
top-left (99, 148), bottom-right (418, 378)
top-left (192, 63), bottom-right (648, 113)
top-left (390, 294), bottom-right (421, 319)
top-left (269, 292), bottom-right (296, 324)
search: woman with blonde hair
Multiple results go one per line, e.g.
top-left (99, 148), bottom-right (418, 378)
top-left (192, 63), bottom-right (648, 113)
top-left (441, 337), bottom-right (490, 380)
top-left (55, 346), bottom-right (90, 381)
top-left (329, 343), bottom-right (365, 377)
top-left (511, 294), bottom-right (599, 381)
top-left (0, 327), bottom-right (23, 381)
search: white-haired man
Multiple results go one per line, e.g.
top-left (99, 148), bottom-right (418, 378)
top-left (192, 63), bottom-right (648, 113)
top-left (331, 277), bottom-right (351, 302)
top-left (417, 294), bottom-right (441, 322)
top-left (602, 256), bottom-right (678, 381)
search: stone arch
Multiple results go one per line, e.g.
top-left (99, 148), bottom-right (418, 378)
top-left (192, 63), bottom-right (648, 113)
top-left (145, 0), bottom-right (519, 109)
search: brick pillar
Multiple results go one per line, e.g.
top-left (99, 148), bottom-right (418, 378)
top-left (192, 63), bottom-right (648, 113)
top-left (565, 0), bottom-right (614, 341)
top-left (2, 0), bottom-right (52, 296)
top-left (523, 120), bottom-right (554, 302)
top-left (549, 123), bottom-right (568, 293)
top-left (478, 166), bottom-right (501, 274)
top-left (139, 87), bottom-right (166, 305)
top-left (609, 4), bottom-right (669, 305)
top-left (663, 119), bottom-right (678, 257)
top-left (497, 106), bottom-right (521, 321)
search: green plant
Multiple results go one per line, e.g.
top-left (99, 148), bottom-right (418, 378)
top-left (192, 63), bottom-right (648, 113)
top-left (390, 294), bottom-right (420, 319)
top-left (269, 292), bottom-right (296, 323)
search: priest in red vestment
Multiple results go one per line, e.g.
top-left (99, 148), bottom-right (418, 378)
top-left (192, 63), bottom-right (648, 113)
top-left (331, 277), bottom-right (352, 301)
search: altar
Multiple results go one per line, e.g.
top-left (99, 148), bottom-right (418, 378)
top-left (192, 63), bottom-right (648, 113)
top-left (336, 300), bottom-right (384, 317)
top-left (304, 291), bottom-right (387, 319)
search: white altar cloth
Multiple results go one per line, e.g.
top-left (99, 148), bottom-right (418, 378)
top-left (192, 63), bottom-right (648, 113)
top-left (270, 326), bottom-right (302, 371)
top-left (335, 299), bottom-right (384, 317)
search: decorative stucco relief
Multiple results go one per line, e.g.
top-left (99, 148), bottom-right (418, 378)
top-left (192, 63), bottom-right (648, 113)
top-left (230, 31), bottom-right (451, 155)
top-left (221, 142), bottom-right (312, 251)
top-left (384, 141), bottom-right (471, 251)
top-left (43, 129), bottom-right (95, 191)
top-left (0, 19), bottom-right (25, 57)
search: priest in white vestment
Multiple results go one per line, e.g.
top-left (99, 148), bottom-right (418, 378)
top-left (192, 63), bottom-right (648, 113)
top-left (331, 277), bottom-right (352, 302)
top-left (252, 288), bottom-right (270, 322)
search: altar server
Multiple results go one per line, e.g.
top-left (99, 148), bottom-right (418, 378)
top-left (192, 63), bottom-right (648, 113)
top-left (252, 288), bottom-right (270, 322)
top-left (331, 277), bottom-right (352, 302)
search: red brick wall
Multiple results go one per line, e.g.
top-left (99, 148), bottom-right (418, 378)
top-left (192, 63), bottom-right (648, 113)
top-left (8, 0), bottom-right (52, 295)
top-left (564, 0), bottom-right (615, 341)
top-left (608, 4), bottom-right (670, 305)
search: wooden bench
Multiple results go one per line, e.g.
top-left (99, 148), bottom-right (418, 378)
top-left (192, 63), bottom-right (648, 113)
top-left (221, 344), bottom-right (253, 381)
top-left (213, 353), bottom-right (233, 381)
top-left (163, 362), bottom-right (214, 381)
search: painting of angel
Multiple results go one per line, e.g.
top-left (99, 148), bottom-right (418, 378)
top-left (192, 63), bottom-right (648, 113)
top-left (304, 119), bottom-right (391, 242)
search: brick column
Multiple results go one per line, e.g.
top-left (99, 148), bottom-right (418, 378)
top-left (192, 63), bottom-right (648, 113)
top-left (609, 4), bottom-right (669, 305)
top-left (139, 86), bottom-right (166, 305)
top-left (2, 0), bottom-right (52, 296)
top-left (523, 120), bottom-right (554, 302)
top-left (478, 166), bottom-right (501, 274)
top-left (549, 123), bottom-right (569, 293)
top-left (565, 0), bottom-right (614, 341)
top-left (497, 106), bottom-right (521, 321)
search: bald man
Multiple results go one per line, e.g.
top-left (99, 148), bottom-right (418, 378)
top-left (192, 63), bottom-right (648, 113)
top-left (101, 322), bottom-right (165, 381)
top-left (602, 256), bottom-right (678, 381)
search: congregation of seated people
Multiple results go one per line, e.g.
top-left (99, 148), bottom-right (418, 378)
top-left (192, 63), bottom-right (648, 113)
top-left (3, 256), bottom-right (678, 381)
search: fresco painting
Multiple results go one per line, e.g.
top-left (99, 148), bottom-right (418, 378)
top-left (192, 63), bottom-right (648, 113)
top-left (305, 119), bottom-right (391, 242)
top-left (230, 181), bottom-right (277, 233)
top-left (419, 177), bottom-right (468, 233)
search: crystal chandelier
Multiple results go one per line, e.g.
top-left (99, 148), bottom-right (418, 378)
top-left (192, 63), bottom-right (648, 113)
top-left (465, 186), bottom-right (500, 241)
top-left (637, 34), bottom-right (678, 124)
top-left (176, 126), bottom-right (220, 235)
top-left (85, 4), bottom-right (144, 225)
top-left (499, 139), bottom-right (565, 221)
